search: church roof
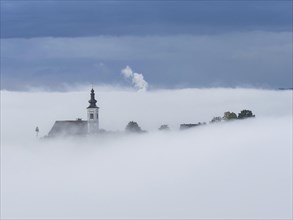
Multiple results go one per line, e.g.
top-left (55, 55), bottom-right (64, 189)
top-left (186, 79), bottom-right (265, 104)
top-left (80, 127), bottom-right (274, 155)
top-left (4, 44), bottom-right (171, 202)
top-left (48, 120), bottom-right (87, 137)
top-left (88, 88), bottom-right (99, 109)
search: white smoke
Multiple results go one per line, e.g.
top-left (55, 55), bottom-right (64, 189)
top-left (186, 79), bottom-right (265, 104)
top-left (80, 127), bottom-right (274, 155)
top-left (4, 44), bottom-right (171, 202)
top-left (121, 66), bottom-right (148, 92)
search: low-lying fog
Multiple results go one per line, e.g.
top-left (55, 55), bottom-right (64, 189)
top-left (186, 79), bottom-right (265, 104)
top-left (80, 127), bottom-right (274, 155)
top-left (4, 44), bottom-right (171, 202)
top-left (1, 87), bottom-right (292, 219)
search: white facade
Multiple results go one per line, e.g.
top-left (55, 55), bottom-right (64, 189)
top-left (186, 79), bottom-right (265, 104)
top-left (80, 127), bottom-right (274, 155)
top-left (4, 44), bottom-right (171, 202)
top-left (87, 108), bottom-right (99, 134)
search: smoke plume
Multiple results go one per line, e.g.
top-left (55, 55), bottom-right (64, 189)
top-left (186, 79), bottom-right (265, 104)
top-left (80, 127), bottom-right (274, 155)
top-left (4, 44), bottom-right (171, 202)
top-left (121, 66), bottom-right (148, 92)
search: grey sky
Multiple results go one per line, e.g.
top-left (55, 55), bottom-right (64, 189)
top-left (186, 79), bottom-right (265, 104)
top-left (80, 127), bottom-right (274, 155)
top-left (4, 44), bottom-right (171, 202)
top-left (1, 1), bottom-right (292, 90)
top-left (1, 1), bottom-right (292, 38)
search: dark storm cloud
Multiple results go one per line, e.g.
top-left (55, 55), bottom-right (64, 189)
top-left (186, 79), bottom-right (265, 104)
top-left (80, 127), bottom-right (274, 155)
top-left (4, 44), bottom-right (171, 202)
top-left (1, 33), bottom-right (292, 90)
top-left (1, 1), bottom-right (292, 38)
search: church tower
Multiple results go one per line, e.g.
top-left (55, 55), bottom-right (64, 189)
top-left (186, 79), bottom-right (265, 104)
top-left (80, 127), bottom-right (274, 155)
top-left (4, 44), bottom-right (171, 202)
top-left (87, 88), bottom-right (99, 134)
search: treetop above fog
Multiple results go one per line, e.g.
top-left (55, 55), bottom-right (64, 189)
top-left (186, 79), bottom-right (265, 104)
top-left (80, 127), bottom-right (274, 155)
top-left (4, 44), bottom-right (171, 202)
top-left (125, 121), bottom-right (143, 133)
top-left (210, 109), bottom-right (255, 123)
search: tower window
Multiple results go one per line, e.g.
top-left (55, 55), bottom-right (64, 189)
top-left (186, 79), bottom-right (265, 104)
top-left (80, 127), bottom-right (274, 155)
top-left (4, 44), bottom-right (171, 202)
top-left (90, 113), bottom-right (94, 119)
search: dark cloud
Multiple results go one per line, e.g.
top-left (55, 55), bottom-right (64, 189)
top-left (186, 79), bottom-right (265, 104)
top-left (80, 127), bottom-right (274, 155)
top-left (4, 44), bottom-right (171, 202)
top-left (1, 33), bottom-right (292, 90)
top-left (1, 1), bottom-right (292, 38)
top-left (1, 1), bottom-right (292, 90)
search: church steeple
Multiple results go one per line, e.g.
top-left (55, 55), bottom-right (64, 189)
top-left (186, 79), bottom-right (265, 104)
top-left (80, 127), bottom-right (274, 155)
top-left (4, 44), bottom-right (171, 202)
top-left (88, 88), bottom-right (98, 109)
top-left (87, 88), bottom-right (99, 134)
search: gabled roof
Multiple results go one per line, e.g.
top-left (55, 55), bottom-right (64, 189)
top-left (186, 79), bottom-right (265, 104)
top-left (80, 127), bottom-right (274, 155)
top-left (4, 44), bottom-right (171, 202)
top-left (48, 120), bottom-right (87, 137)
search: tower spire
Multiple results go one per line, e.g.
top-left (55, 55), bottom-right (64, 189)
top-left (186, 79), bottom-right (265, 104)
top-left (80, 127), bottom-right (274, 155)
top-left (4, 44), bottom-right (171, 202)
top-left (88, 88), bottom-right (98, 108)
top-left (87, 88), bottom-right (100, 134)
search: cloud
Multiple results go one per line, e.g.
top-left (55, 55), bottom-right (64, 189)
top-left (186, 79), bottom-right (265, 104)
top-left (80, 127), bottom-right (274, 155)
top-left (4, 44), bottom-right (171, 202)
top-left (1, 87), bottom-right (292, 219)
top-left (1, 1), bottom-right (292, 38)
top-left (121, 65), bottom-right (133, 78)
top-left (1, 32), bottom-right (292, 90)
top-left (121, 66), bottom-right (148, 92)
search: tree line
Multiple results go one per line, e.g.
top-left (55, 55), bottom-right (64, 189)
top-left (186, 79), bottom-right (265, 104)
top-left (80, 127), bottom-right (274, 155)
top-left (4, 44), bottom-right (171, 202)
top-left (125, 109), bottom-right (255, 132)
top-left (210, 109), bottom-right (255, 123)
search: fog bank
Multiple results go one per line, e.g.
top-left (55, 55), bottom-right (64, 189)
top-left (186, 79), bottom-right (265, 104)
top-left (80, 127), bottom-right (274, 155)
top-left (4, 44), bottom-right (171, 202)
top-left (1, 87), bottom-right (292, 219)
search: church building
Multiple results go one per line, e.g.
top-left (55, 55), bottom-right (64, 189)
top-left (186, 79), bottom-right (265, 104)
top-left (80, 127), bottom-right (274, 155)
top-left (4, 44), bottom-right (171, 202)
top-left (48, 88), bottom-right (100, 137)
top-left (87, 88), bottom-right (100, 133)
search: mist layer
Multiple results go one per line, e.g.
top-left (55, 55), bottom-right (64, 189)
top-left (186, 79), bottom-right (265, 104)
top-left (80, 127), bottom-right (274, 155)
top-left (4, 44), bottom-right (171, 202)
top-left (1, 87), bottom-right (292, 219)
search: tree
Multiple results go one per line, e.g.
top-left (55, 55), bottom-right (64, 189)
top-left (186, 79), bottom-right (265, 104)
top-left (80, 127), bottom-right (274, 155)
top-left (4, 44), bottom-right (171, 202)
top-left (238, 110), bottom-right (255, 119)
top-left (223, 111), bottom-right (237, 120)
top-left (210, 116), bottom-right (222, 123)
top-left (35, 126), bottom-right (39, 137)
top-left (125, 121), bottom-right (142, 133)
top-left (159, 124), bottom-right (170, 131)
